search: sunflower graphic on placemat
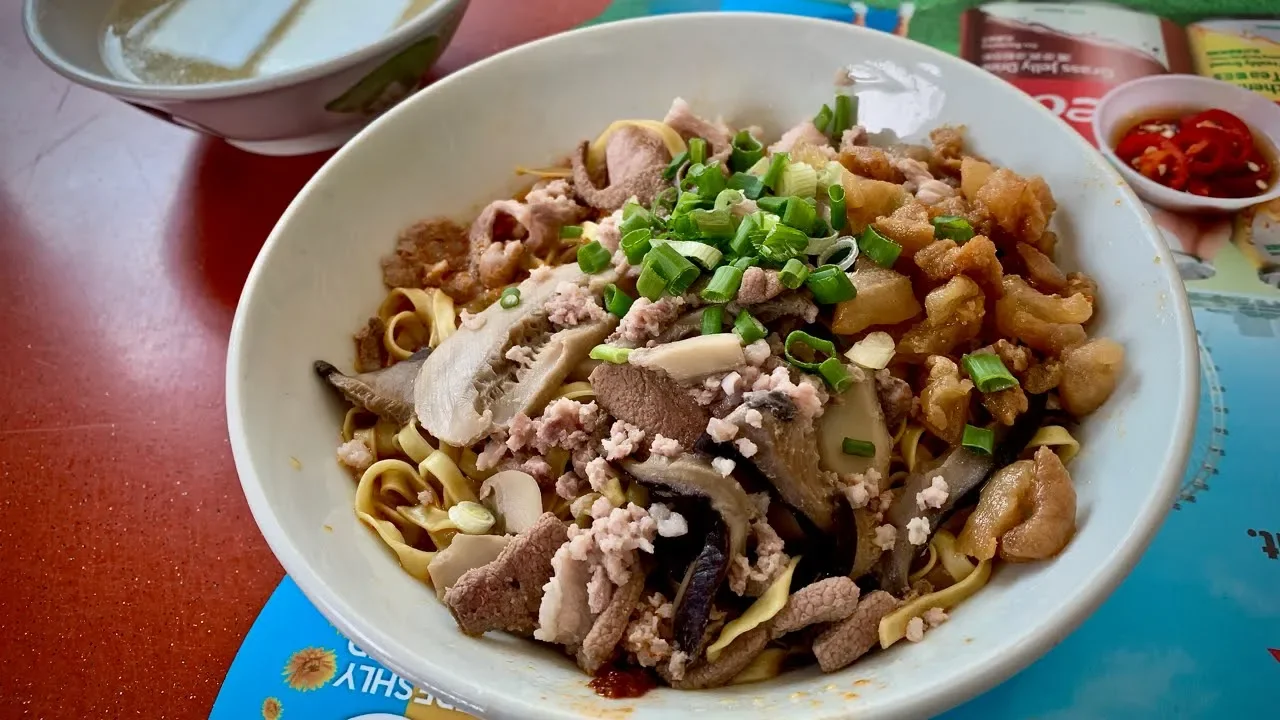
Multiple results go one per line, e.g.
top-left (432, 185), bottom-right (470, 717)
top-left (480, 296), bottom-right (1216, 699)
top-left (261, 696), bottom-right (283, 720)
top-left (282, 647), bottom-right (338, 691)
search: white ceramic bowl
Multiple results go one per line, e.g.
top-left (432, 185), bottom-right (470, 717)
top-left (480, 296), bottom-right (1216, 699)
top-left (23, 0), bottom-right (469, 156)
top-left (228, 13), bottom-right (1198, 719)
top-left (1093, 74), bottom-right (1280, 214)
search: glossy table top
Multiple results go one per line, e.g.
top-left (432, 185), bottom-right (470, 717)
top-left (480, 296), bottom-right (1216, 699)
top-left (0, 0), bottom-right (604, 715)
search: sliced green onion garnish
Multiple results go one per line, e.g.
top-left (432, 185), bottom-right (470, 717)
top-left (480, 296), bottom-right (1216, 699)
top-left (690, 207), bottom-right (736, 240)
top-left (674, 189), bottom-right (708, 215)
top-left (559, 225), bottom-right (583, 239)
top-left (806, 264), bottom-right (857, 304)
top-left (961, 353), bottom-right (1019, 393)
top-left (758, 223), bottom-right (809, 263)
top-left (813, 104), bottom-right (834, 135)
top-left (757, 195), bottom-right (789, 214)
top-left (664, 239), bottom-right (724, 270)
top-left (590, 344), bottom-right (633, 364)
top-left (663, 150), bottom-right (689, 181)
top-left (781, 194), bottom-right (817, 233)
top-left (714, 188), bottom-right (746, 211)
top-left (777, 162), bottom-right (818, 199)
top-left (619, 199), bottom-right (655, 236)
top-left (858, 225), bottom-right (903, 267)
top-left (779, 258), bottom-right (810, 289)
top-left (731, 256), bottom-right (756, 271)
top-left (763, 152), bottom-right (789, 191)
top-left (688, 161), bottom-right (727, 200)
top-left (828, 184), bottom-right (847, 233)
top-left (819, 357), bottom-right (854, 392)
top-left (727, 171), bottom-right (765, 200)
top-left (831, 94), bottom-right (858, 138)
top-left (701, 305), bottom-right (723, 335)
top-left (651, 186), bottom-right (679, 219)
top-left (621, 228), bottom-right (653, 265)
top-left (932, 215), bottom-right (975, 244)
top-left (577, 240), bottom-right (612, 274)
top-left (841, 437), bottom-right (876, 457)
top-left (604, 284), bottom-right (634, 318)
top-left (962, 424), bottom-right (995, 455)
top-left (499, 287), bottom-right (521, 309)
top-left (689, 137), bottom-right (708, 166)
top-left (733, 309), bottom-right (767, 344)
top-left (637, 265), bottom-right (667, 301)
top-left (648, 242), bottom-right (700, 294)
top-left (701, 265), bottom-right (744, 303)
top-left (784, 330), bottom-right (836, 371)
top-left (729, 212), bottom-right (763, 256)
top-left (730, 130), bottom-right (765, 173)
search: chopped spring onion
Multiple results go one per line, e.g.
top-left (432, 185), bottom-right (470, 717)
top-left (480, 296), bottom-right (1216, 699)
top-left (805, 233), bottom-right (838, 256)
top-left (828, 183), bottom-right (847, 233)
top-left (762, 152), bottom-right (790, 191)
top-left (819, 357), bottom-right (854, 392)
top-left (729, 212), bottom-right (764, 256)
top-left (781, 194), bottom-right (817, 233)
top-left (619, 199), bottom-right (655, 236)
top-left (674, 189), bottom-right (708, 216)
top-left (559, 224), bottom-right (583, 239)
top-left (714, 188), bottom-right (746, 211)
top-left (701, 264), bottom-right (745, 303)
top-left (663, 150), bottom-right (689, 181)
top-left (733, 309), bottom-right (767, 345)
top-left (777, 162), bottom-right (818, 199)
top-left (688, 161), bottom-right (727, 199)
top-left (933, 215), bottom-right (975, 244)
top-left (690, 207), bottom-right (736, 240)
top-left (499, 287), bottom-right (521, 309)
top-left (604, 284), bottom-right (634, 318)
top-left (577, 240), bottom-right (612, 274)
top-left (689, 137), bottom-right (708, 166)
top-left (858, 225), bottom-right (903, 267)
top-left (590, 344), bottom-right (633, 364)
top-left (831, 94), bottom-right (858, 138)
top-left (845, 331), bottom-right (895, 370)
top-left (813, 103), bottom-right (834, 135)
top-left (961, 353), bottom-right (1019, 393)
top-left (730, 130), bottom-right (765, 173)
top-left (779, 258), bottom-right (810, 289)
top-left (701, 305), bottom-right (724, 335)
top-left (449, 501), bottom-right (496, 535)
top-left (818, 236), bottom-right (859, 271)
top-left (651, 186), bottom-right (679, 219)
top-left (759, 223), bottom-right (809, 263)
top-left (728, 171), bottom-right (765, 200)
top-left (731, 256), bottom-right (756, 271)
top-left (961, 424), bottom-right (995, 455)
top-left (746, 156), bottom-right (771, 176)
top-left (621, 228), bottom-right (652, 264)
top-left (757, 195), bottom-right (789, 214)
top-left (647, 242), bottom-right (700, 293)
top-left (842, 437), bottom-right (877, 457)
top-left (817, 160), bottom-right (846, 191)
top-left (806, 264), bottom-right (857, 304)
top-left (637, 264), bottom-right (667, 301)
top-left (664, 239), bottom-right (724, 270)
top-left (783, 330), bottom-right (836, 371)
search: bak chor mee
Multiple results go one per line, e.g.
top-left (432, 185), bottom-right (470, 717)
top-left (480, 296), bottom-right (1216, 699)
top-left (316, 88), bottom-right (1124, 694)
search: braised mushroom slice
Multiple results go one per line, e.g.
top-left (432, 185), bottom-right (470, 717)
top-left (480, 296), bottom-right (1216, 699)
top-left (414, 263), bottom-right (616, 446)
top-left (314, 347), bottom-right (430, 426)
top-left (722, 395), bottom-right (841, 533)
top-left (621, 454), bottom-right (757, 558)
top-left (818, 374), bottom-right (892, 481)
top-left (671, 521), bottom-right (731, 659)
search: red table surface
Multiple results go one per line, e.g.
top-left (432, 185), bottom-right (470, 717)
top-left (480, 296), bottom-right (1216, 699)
top-left (0, 1), bottom-right (605, 716)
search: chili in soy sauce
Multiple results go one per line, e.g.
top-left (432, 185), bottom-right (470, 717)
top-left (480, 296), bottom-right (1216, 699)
top-left (589, 664), bottom-right (658, 699)
top-left (1112, 108), bottom-right (1276, 198)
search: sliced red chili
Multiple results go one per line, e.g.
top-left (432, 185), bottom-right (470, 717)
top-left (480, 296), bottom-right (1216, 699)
top-left (1171, 126), bottom-right (1232, 175)
top-left (1115, 131), bottom-right (1169, 162)
top-left (1133, 139), bottom-right (1190, 190)
top-left (1183, 108), bottom-right (1251, 139)
top-left (1186, 178), bottom-right (1212, 196)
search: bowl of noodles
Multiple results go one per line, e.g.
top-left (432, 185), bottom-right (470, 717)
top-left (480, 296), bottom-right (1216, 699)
top-left (227, 13), bottom-right (1197, 720)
